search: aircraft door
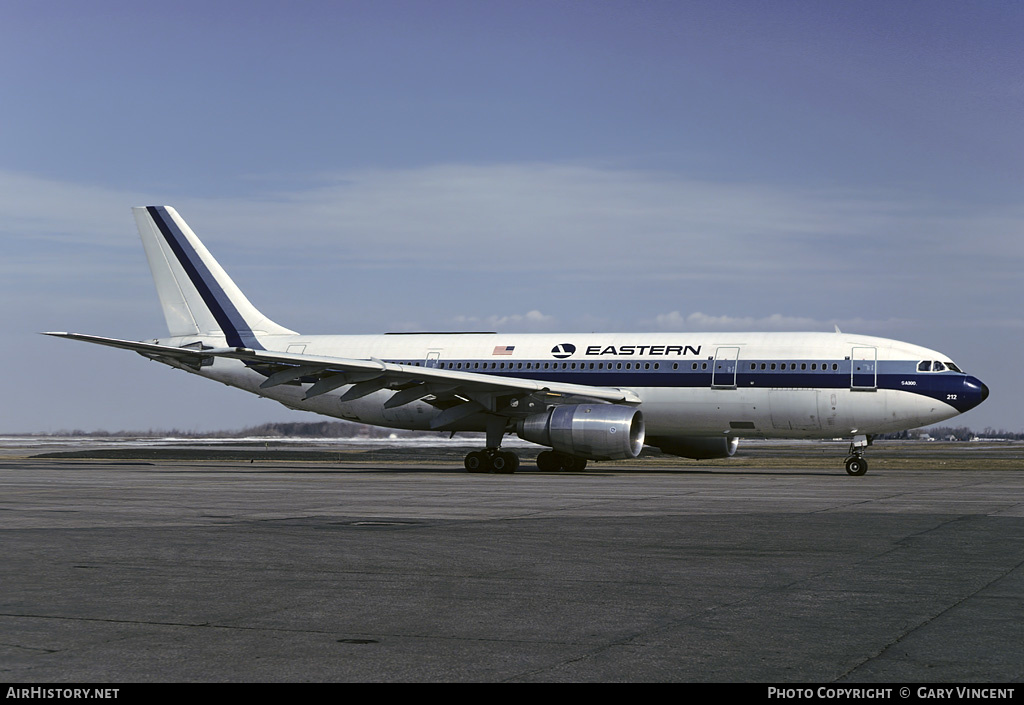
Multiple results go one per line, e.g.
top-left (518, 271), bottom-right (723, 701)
top-left (851, 346), bottom-right (877, 390)
top-left (712, 347), bottom-right (740, 389)
top-left (425, 351), bottom-right (441, 369)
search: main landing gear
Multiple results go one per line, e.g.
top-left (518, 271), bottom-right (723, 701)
top-left (464, 416), bottom-right (520, 474)
top-left (464, 449), bottom-right (520, 474)
top-left (844, 434), bottom-right (872, 476)
top-left (463, 449), bottom-right (590, 473)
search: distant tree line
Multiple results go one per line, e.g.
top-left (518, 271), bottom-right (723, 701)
top-left (877, 426), bottom-right (1024, 441)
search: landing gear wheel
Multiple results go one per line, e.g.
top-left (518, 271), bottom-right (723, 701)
top-left (536, 451), bottom-right (561, 472)
top-left (465, 449), bottom-right (518, 474)
top-left (465, 450), bottom-right (490, 473)
top-left (560, 454), bottom-right (588, 472)
top-left (845, 456), bottom-right (868, 476)
top-left (491, 451), bottom-right (519, 474)
top-left (535, 451), bottom-right (589, 471)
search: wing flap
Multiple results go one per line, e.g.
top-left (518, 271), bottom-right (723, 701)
top-left (384, 383), bottom-right (461, 409)
top-left (260, 365), bottom-right (329, 389)
top-left (223, 347), bottom-right (641, 405)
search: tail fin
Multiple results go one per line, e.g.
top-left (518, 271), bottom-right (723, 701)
top-left (133, 206), bottom-right (297, 347)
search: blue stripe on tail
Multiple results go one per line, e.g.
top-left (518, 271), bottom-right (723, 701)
top-left (146, 206), bottom-right (265, 350)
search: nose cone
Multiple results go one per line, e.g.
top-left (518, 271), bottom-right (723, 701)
top-left (962, 376), bottom-right (989, 412)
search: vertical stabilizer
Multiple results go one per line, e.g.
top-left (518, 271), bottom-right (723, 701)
top-left (133, 206), bottom-right (297, 346)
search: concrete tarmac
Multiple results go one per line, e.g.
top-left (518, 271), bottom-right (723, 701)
top-left (2, 457), bottom-right (1023, 683)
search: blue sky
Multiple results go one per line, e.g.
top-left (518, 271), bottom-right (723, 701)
top-left (1, 0), bottom-right (1021, 433)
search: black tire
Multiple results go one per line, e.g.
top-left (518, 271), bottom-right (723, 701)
top-left (562, 455), bottom-right (588, 472)
top-left (465, 450), bottom-right (490, 473)
top-left (490, 453), bottom-right (508, 473)
top-left (536, 450), bottom-right (561, 472)
top-left (494, 451), bottom-right (518, 474)
top-left (845, 456), bottom-right (868, 476)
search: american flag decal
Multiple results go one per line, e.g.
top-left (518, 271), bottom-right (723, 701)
top-left (492, 345), bottom-right (515, 355)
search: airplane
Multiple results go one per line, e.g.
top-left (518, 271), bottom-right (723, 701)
top-left (46, 206), bottom-right (989, 475)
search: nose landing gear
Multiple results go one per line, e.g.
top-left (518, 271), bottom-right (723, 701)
top-left (845, 455), bottom-right (867, 476)
top-left (844, 434), bottom-right (872, 476)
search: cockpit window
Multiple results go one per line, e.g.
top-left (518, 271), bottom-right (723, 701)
top-left (918, 360), bottom-right (963, 373)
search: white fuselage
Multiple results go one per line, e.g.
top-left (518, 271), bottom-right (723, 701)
top-left (166, 330), bottom-right (978, 441)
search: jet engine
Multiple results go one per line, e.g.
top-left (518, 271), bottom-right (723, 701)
top-left (649, 436), bottom-right (739, 460)
top-left (517, 404), bottom-right (644, 460)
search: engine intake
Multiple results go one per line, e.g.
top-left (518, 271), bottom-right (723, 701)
top-left (517, 404), bottom-right (644, 460)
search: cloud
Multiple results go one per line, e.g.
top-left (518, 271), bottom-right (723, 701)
top-left (646, 311), bottom-right (929, 336)
top-left (3, 163), bottom-right (1022, 273)
top-left (3, 163), bottom-right (1022, 331)
top-left (0, 171), bottom-right (152, 242)
top-left (652, 311), bottom-right (824, 331)
top-left (451, 310), bottom-right (557, 332)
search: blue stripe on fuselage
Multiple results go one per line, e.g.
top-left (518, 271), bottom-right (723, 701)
top-left (146, 206), bottom-right (264, 350)
top-left (383, 357), bottom-right (985, 412)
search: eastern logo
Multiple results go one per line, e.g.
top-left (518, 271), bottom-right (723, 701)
top-left (551, 343), bottom-right (576, 359)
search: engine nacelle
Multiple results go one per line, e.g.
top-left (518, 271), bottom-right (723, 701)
top-left (648, 436), bottom-right (739, 460)
top-left (517, 404), bottom-right (645, 460)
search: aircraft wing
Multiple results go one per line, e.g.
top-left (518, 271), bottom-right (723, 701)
top-left (44, 333), bottom-right (642, 428)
